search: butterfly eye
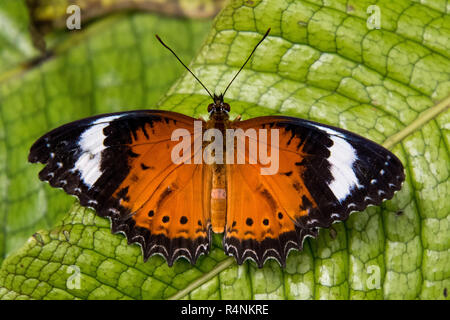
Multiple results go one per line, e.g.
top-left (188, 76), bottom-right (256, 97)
top-left (207, 104), bottom-right (214, 112)
top-left (223, 103), bottom-right (230, 112)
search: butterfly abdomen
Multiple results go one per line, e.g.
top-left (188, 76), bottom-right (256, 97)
top-left (211, 163), bottom-right (226, 233)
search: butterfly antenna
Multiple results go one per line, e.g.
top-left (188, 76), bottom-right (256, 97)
top-left (155, 34), bottom-right (214, 100)
top-left (222, 28), bottom-right (271, 97)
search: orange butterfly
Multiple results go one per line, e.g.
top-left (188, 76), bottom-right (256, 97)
top-left (29, 29), bottom-right (404, 268)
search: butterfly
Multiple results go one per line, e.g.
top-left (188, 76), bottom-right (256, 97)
top-left (28, 29), bottom-right (405, 268)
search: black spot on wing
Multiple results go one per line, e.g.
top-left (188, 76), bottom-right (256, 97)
top-left (141, 163), bottom-right (153, 170)
top-left (180, 216), bottom-right (188, 224)
top-left (117, 186), bottom-right (130, 201)
top-left (300, 195), bottom-right (313, 211)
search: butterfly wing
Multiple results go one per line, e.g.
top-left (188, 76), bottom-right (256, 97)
top-left (29, 110), bottom-right (211, 265)
top-left (224, 116), bottom-right (405, 267)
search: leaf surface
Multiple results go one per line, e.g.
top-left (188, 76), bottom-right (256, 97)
top-left (0, 0), bottom-right (449, 300)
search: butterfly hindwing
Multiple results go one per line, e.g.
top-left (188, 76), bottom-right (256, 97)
top-left (29, 110), bottom-right (212, 265)
top-left (224, 116), bottom-right (404, 267)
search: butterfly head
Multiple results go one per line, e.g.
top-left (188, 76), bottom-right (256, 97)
top-left (208, 93), bottom-right (230, 119)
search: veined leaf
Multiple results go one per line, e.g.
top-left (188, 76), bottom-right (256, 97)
top-left (0, 0), bottom-right (449, 300)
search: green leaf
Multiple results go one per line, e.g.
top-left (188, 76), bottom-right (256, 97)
top-left (1, 0), bottom-right (449, 300)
